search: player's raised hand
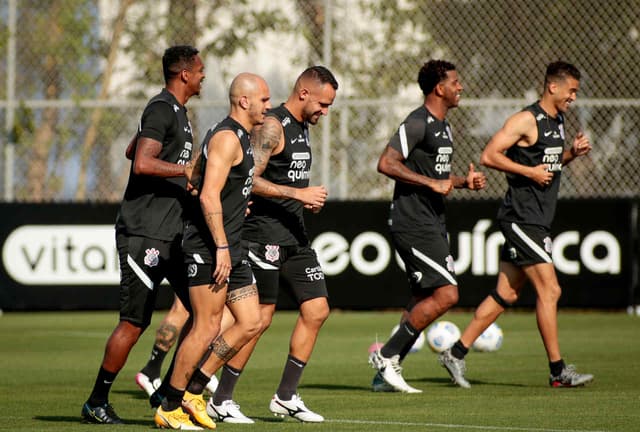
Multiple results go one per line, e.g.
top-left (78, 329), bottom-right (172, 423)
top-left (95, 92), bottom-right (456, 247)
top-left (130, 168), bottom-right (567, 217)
top-left (571, 132), bottom-right (591, 157)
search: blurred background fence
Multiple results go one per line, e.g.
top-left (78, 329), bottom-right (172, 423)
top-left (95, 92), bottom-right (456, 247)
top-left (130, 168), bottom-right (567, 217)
top-left (1, 0), bottom-right (639, 203)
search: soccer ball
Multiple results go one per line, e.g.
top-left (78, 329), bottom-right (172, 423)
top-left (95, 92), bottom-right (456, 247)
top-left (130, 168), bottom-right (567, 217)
top-left (390, 324), bottom-right (426, 354)
top-left (426, 320), bottom-right (460, 353)
top-left (471, 322), bottom-right (503, 352)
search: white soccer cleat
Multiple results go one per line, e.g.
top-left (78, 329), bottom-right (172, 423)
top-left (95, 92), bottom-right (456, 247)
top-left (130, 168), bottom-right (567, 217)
top-left (205, 375), bottom-right (219, 395)
top-left (135, 372), bottom-right (162, 397)
top-left (371, 371), bottom-right (397, 392)
top-left (368, 350), bottom-right (422, 393)
top-left (269, 394), bottom-right (324, 423)
top-left (206, 398), bottom-right (254, 424)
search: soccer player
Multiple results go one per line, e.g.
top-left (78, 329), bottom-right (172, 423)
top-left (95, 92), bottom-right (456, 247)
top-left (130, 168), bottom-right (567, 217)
top-left (439, 61), bottom-right (594, 388)
top-left (81, 45), bottom-right (203, 424)
top-left (153, 73), bottom-right (271, 430)
top-left (207, 66), bottom-right (338, 423)
top-left (369, 60), bottom-right (486, 393)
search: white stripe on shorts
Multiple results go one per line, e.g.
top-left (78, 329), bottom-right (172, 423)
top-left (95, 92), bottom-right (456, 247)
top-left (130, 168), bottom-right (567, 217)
top-left (248, 250), bottom-right (278, 270)
top-left (511, 223), bottom-right (552, 263)
top-left (127, 254), bottom-right (154, 290)
top-left (411, 247), bottom-right (457, 286)
top-left (399, 124), bottom-right (409, 158)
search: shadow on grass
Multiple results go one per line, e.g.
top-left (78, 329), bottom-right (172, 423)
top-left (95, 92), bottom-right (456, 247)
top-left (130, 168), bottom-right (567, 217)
top-left (413, 376), bottom-right (527, 387)
top-left (34, 416), bottom-right (152, 426)
top-left (300, 383), bottom-right (371, 391)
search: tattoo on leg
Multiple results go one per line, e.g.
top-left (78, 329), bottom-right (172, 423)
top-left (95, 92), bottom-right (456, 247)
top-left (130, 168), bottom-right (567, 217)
top-left (156, 323), bottom-right (179, 351)
top-left (210, 335), bottom-right (238, 362)
top-left (226, 284), bottom-right (258, 304)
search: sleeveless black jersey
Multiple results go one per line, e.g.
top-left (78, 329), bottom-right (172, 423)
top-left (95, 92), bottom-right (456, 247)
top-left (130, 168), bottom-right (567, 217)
top-left (116, 88), bottom-right (194, 241)
top-left (497, 102), bottom-right (565, 229)
top-left (242, 104), bottom-right (311, 246)
top-left (387, 105), bottom-right (454, 232)
top-left (185, 117), bottom-right (254, 249)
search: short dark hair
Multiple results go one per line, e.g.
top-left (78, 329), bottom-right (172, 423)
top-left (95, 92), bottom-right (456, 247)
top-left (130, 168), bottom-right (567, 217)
top-left (544, 61), bottom-right (581, 88)
top-left (162, 45), bottom-right (199, 84)
top-left (298, 66), bottom-right (339, 90)
top-left (418, 60), bottom-right (456, 96)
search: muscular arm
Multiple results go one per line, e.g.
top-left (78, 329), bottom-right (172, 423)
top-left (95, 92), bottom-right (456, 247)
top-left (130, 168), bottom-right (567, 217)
top-left (125, 134), bottom-right (137, 160)
top-left (200, 130), bottom-right (239, 284)
top-left (480, 111), bottom-right (552, 187)
top-left (132, 137), bottom-right (192, 178)
top-left (377, 145), bottom-right (453, 195)
top-left (251, 116), bottom-right (327, 207)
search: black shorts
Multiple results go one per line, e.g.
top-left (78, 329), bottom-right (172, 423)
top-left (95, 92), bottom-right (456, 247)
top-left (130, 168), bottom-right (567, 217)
top-left (116, 232), bottom-right (190, 328)
top-left (246, 241), bottom-right (328, 305)
top-left (499, 221), bottom-right (553, 266)
top-left (391, 229), bottom-right (457, 293)
top-left (183, 226), bottom-right (255, 291)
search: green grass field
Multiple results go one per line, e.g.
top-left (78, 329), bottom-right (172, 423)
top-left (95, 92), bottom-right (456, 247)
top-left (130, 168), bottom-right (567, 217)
top-left (1, 309), bottom-right (638, 431)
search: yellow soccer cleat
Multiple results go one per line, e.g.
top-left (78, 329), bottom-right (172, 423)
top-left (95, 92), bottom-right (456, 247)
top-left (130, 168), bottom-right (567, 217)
top-left (154, 405), bottom-right (203, 430)
top-left (182, 391), bottom-right (216, 429)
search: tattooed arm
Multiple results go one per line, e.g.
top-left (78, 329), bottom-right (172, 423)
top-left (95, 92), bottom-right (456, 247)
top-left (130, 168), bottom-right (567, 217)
top-left (200, 129), bottom-right (243, 286)
top-left (251, 116), bottom-right (327, 208)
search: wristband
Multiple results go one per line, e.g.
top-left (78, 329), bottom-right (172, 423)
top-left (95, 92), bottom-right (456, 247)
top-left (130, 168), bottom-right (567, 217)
top-left (217, 245), bottom-right (229, 250)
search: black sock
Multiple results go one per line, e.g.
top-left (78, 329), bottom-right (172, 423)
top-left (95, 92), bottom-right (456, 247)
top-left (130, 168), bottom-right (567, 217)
top-left (160, 384), bottom-right (185, 412)
top-left (381, 321), bottom-right (419, 359)
top-left (549, 359), bottom-right (565, 377)
top-left (156, 351), bottom-right (177, 397)
top-left (140, 344), bottom-right (168, 378)
top-left (88, 367), bottom-right (118, 406)
top-left (276, 355), bottom-right (306, 400)
top-left (186, 368), bottom-right (210, 395)
top-left (213, 365), bottom-right (242, 405)
top-left (451, 340), bottom-right (469, 360)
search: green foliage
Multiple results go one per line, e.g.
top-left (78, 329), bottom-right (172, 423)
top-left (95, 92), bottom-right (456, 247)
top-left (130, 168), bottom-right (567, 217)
top-left (0, 310), bottom-right (638, 431)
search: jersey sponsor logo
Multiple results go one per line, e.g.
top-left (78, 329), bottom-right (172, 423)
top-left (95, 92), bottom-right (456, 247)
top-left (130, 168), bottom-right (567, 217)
top-left (544, 130), bottom-right (553, 137)
top-left (264, 244), bottom-right (280, 262)
top-left (187, 263), bottom-right (197, 277)
top-left (289, 137), bottom-right (298, 145)
top-left (435, 131), bottom-right (441, 137)
top-left (242, 167), bottom-right (255, 198)
top-left (435, 146), bottom-right (453, 175)
top-left (282, 116), bottom-right (291, 127)
top-left (305, 265), bottom-right (325, 281)
top-left (536, 113), bottom-right (546, 121)
top-left (292, 152), bottom-right (310, 160)
top-left (543, 146), bottom-right (563, 172)
top-left (144, 248), bottom-right (160, 267)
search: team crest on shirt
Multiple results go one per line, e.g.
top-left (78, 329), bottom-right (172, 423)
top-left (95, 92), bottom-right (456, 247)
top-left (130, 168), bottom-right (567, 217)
top-left (265, 245), bottom-right (280, 262)
top-left (445, 255), bottom-right (455, 273)
top-left (144, 248), bottom-right (160, 267)
top-left (508, 247), bottom-right (518, 260)
top-left (543, 236), bottom-right (553, 253)
top-left (187, 264), bottom-right (198, 278)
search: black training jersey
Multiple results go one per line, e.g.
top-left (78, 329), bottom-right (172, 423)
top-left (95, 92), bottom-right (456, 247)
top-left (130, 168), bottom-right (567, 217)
top-left (387, 105), bottom-right (453, 232)
top-left (242, 104), bottom-right (311, 246)
top-left (116, 88), bottom-right (194, 241)
top-left (497, 102), bottom-right (565, 228)
top-left (186, 117), bottom-right (254, 249)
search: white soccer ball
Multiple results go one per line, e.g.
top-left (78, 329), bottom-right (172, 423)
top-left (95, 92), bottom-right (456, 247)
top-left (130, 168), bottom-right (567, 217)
top-left (426, 320), bottom-right (460, 353)
top-left (471, 322), bottom-right (503, 352)
top-left (390, 324), bottom-right (426, 354)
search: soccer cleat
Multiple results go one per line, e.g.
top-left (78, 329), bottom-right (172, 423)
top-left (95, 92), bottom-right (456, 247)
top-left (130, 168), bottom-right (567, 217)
top-left (439, 348), bottom-right (471, 388)
top-left (371, 371), bottom-right (396, 392)
top-left (368, 350), bottom-right (422, 393)
top-left (205, 375), bottom-right (219, 395)
top-left (550, 365), bottom-right (594, 387)
top-left (206, 398), bottom-right (255, 424)
top-left (182, 391), bottom-right (216, 429)
top-left (135, 371), bottom-right (162, 397)
top-left (269, 393), bottom-right (324, 423)
top-left (154, 406), bottom-right (204, 430)
top-left (81, 401), bottom-right (123, 424)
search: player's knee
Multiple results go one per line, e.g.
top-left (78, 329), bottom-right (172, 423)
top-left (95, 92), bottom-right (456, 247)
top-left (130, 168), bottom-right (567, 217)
top-left (490, 289), bottom-right (516, 308)
top-left (301, 300), bottom-right (330, 327)
top-left (539, 283), bottom-right (562, 304)
top-left (435, 284), bottom-right (459, 311)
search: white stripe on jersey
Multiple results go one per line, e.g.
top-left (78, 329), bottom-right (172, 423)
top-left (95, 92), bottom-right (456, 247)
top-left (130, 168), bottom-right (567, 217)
top-left (127, 255), bottom-right (154, 290)
top-left (411, 247), bottom-right (457, 286)
top-left (511, 223), bottom-right (552, 263)
top-left (399, 124), bottom-right (409, 158)
top-left (248, 250), bottom-right (278, 270)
